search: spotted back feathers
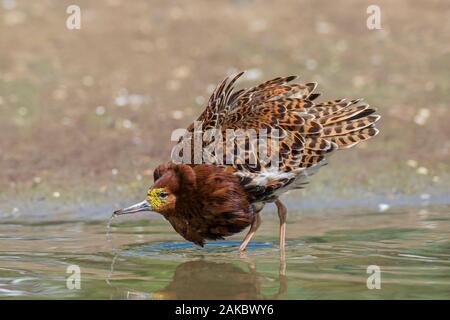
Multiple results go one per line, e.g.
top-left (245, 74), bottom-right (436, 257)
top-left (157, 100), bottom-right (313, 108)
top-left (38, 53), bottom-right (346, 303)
top-left (180, 72), bottom-right (380, 202)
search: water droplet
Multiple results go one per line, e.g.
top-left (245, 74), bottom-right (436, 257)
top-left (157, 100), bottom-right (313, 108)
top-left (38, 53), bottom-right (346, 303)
top-left (416, 167), bottom-right (428, 175)
top-left (115, 89), bottom-right (128, 107)
top-left (305, 59), bottom-right (318, 71)
top-left (122, 119), bottom-right (132, 129)
top-left (420, 193), bottom-right (430, 200)
top-left (106, 215), bottom-right (116, 240)
top-left (244, 68), bottom-right (263, 81)
top-left (95, 106), bottom-right (106, 116)
top-left (249, 19), bottom-right (267, 32)
top-left (17, 107), bottom-right (28, 116)
top-left (171, 110), bottom-right (184, 120)
top-left (315, 20), bottom-right (332, 34)
top-left (2, 0), bottom-right (16, 10)
top-left (173, 66), bottom-right (190, 79)
top-left (206, 84), bottom-right (216, 94)
top-left (195, 96), bottom-right (205, 105)
top-left (414, 108), bottom-right (430, 126)
top-left (128, 94), bottom-right (145, 106)
top-left (406, 159), bottom-right (418, 168)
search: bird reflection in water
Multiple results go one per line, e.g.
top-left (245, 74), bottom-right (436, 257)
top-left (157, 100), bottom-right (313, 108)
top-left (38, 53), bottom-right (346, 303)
top-left (107, 256), bottom-right (287, 300)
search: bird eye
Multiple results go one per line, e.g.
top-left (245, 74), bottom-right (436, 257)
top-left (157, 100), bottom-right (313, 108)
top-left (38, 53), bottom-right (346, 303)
top-left (159, 192), bottom-right (168, 199)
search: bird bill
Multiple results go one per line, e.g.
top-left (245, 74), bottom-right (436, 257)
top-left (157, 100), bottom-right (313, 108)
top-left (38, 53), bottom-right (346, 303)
top-left (113, 200), bottom-right (151, 216)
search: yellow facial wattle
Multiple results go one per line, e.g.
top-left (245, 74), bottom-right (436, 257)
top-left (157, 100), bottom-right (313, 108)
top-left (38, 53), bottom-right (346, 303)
top-left (147, 188), bottom-right (166, 209)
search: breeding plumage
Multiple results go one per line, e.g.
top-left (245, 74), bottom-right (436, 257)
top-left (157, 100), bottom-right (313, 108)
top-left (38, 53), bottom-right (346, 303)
top-left (114, 72), bottom-right (380, 253)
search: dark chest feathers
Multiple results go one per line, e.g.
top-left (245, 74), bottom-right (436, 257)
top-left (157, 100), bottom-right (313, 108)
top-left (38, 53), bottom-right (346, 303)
top-left (167, 170), bottom-right (255, 246)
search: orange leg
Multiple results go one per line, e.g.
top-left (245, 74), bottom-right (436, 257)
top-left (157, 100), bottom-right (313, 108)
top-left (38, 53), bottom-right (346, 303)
top-left (239, 213), bottom-right (261, 252)
top-left (275, 199), bottom-right (287, 262)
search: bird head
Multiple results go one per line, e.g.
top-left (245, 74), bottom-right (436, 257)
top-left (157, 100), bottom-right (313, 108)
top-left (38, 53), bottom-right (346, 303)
top-left (113, 163), bottom-right (195, 216)
top-left (112, 187), bottom-right (175, 216)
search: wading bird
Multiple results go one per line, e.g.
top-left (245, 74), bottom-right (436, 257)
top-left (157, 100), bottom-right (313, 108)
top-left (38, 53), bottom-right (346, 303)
top-left (114, 72), bottom-right (380, 255)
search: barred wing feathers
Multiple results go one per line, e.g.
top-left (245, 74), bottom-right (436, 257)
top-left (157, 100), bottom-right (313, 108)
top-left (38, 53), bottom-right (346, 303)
top-left (181, 72), bottom-right (380, 202)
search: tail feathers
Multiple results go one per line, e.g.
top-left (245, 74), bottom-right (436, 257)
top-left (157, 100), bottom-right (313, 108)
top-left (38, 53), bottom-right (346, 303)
top-left (299, 155), bottom-right (325, 168)
top-left (286, 82), bottom-right (317, 99)
top-left (309, 99), bottom-right (352, 118)
top-left (308, 93), bottom-right (321, 101)
top-left (322, 114), bottom-right (380, 137)
top-left (327, 126), bottom-right (379, 148)
top-left (317, 97), bottom-right (380, 149)
top-left (319, 104), bottom-right (371, 126)
top-left (304, 136), bottom-right (334, 151)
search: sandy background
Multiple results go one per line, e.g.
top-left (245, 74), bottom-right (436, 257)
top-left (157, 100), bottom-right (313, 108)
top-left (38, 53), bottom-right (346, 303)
top-left (1, 0), bottom-right (449, 217)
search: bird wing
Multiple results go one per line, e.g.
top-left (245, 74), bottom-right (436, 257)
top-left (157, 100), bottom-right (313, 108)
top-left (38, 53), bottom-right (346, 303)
top-left (180, 72), bottom-right (380, 202)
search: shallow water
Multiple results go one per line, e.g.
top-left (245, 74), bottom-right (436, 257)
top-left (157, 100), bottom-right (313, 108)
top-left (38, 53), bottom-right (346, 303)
top-left (0, 204), bottom-right (449, 299)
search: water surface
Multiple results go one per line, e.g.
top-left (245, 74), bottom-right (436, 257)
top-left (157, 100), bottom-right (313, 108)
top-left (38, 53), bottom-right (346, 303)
top-left (0, 204), bottom-right (449, 299)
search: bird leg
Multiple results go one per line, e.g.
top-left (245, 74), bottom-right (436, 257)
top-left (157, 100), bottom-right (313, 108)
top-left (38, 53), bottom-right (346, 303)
top-left (239, 212), bottom-right (261, 252)
top-left (275, 199), bottom-right (287, 261)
